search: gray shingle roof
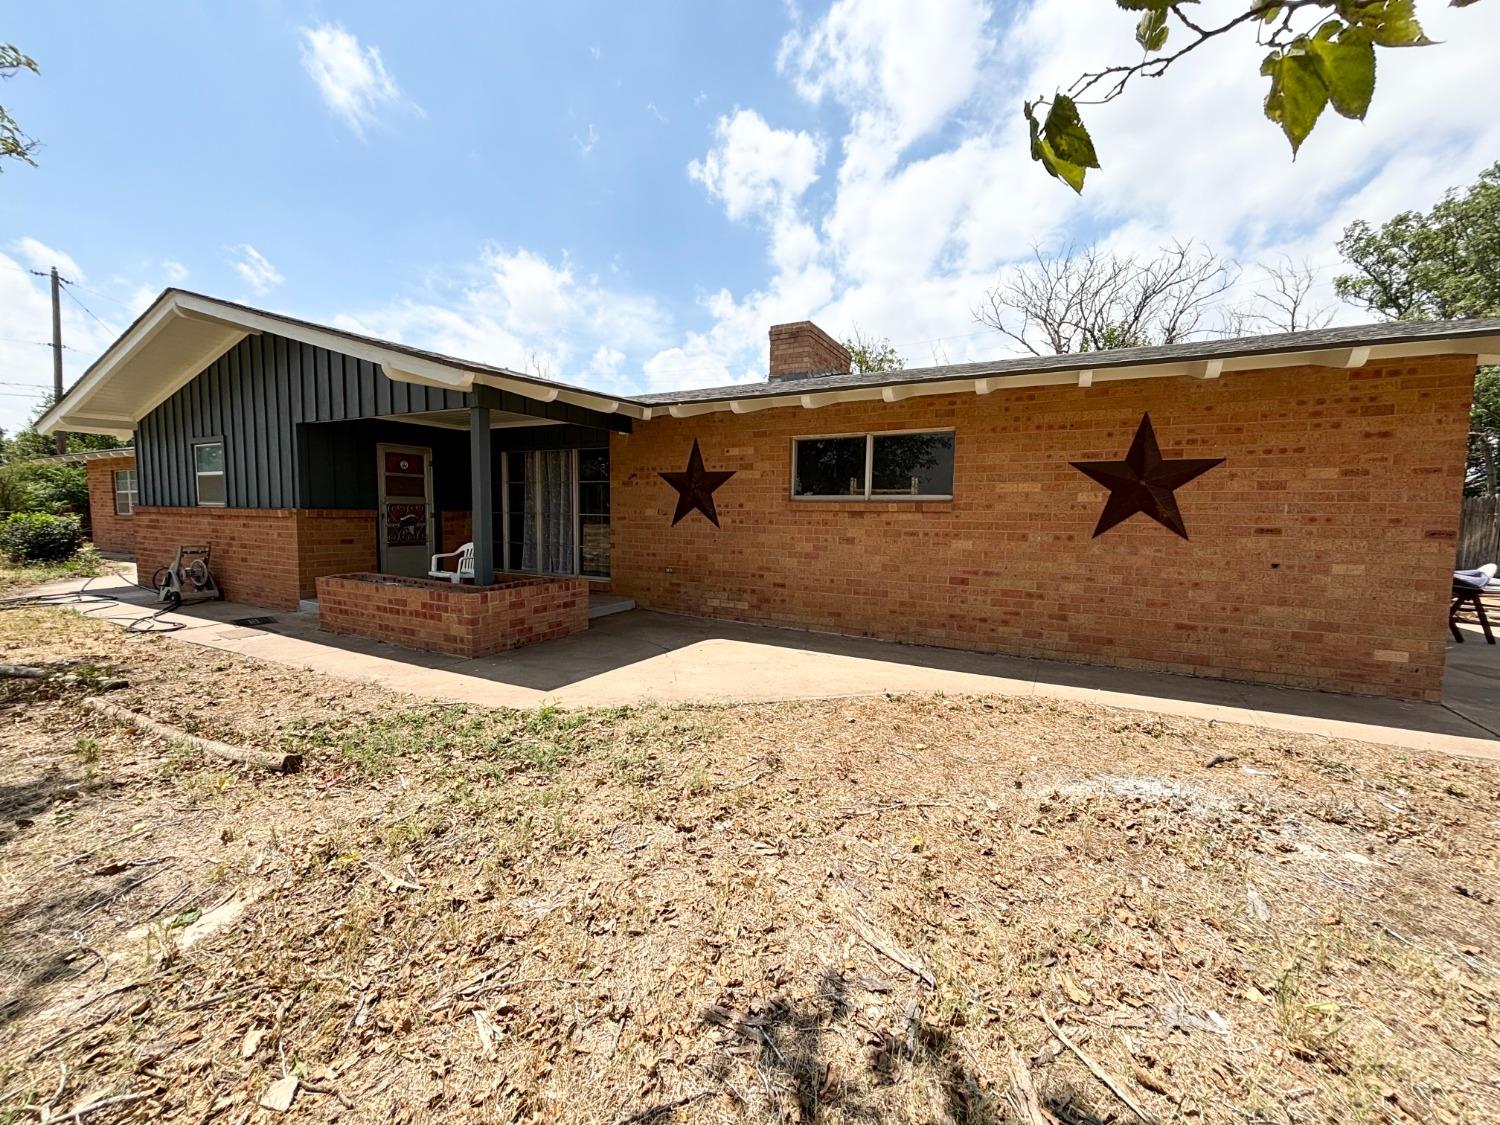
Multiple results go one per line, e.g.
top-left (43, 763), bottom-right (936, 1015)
top-left (635, 316), bottom-right (1500, 406)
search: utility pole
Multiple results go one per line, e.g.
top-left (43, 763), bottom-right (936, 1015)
top-left (50, 266), bottom-right (64, 454)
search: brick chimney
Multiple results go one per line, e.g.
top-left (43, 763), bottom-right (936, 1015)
top-left (768, 321), bottom-right (852, 381)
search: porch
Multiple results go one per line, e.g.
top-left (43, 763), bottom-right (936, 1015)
top-left (298, 397), bottom-right (620, 593)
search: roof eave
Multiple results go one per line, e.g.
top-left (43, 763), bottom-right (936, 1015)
top-left (638, 331), bottom-right (1500, 416)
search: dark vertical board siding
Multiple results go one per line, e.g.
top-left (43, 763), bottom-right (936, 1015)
top-left (289, 345), bottom-right (307, 506)
top-left (329, 352), bottom-right (346, 419)
top-left (135, 330), bottom-right (624, 508)
top-left (275, 338), bottom-right (293, 507)
top-left (374, 365), bottom-right (392, 416)
top-left (263, 338), bottom-right (282, 506)
top-left (253, 338), bottom-right (267, 504)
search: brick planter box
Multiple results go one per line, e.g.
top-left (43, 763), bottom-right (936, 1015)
top-left (315, 572), bottom-right (588, 658)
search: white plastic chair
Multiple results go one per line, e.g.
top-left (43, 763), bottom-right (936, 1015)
top-left (429, 542), bottom-right (475, 583)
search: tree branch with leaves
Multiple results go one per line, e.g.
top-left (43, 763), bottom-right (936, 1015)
top-left (1, 43), bottom-right (39, 170)
top-left (1026, 1), bottom-right (1479, 193)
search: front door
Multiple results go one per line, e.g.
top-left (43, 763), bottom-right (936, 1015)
top-left (377, 444), bottom-right (434, 577)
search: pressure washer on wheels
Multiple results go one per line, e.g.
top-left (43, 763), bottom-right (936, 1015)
top-left (152, 544), bottom-right (222, 607)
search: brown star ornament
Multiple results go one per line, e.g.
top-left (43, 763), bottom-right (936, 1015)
top-left (1070, 413), bottom-right (1224, 540)
top-left (659, 439), bottom-right (736, 528)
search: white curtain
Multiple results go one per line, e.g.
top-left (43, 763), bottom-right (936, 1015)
top-left (521, 450), bottom-right (576, 574)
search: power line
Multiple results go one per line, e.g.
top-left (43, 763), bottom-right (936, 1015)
top-left (59, 280), bottom-right (114, 332)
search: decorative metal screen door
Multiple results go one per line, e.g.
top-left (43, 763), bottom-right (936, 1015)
top-left (376, 444), bottom-right (434, 577)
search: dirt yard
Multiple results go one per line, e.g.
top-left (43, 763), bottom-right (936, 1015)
top-left (1, 604), bottom-right (1498, 1125)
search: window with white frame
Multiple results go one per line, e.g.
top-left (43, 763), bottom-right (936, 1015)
top-left (791, 430), bottom-right (955, 500)
top-left (193, 441), bottom-right (226, 506)
top-left (112, 468), bottom-right (137, 516)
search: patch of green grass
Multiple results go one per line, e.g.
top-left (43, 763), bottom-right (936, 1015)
top-left (293, 701), bottom-right (723, 781)
top-left (0, 548), bottom-right (105, 593)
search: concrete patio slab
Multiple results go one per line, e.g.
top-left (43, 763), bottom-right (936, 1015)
top-left (19, 565), bottom-right (1500, 761)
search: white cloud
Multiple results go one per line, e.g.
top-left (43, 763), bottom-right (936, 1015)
top-left (9, 237), bottom-right (84, 282)
top-left (574, 123), bottom-right (599, 155)
top-left (638, 0), bottom-right (1500, 392)
top-left (334, 244), bottom-right (671, 388)
top-left (689, 110), bottom-right (823, 221)
top-left (229, 245), bottom-right (284, 295)
top-left (0, 248), bottom-right (130, 435)
top-left (161, 260), bottom-right (189, 285)
top-left (299, 23), bottom-right (411, 137)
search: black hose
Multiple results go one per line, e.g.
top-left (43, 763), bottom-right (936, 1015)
top-left (1, 563), bottom-right (188, 632)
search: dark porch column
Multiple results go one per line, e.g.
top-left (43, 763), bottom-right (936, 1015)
top-left (469, 406), bottom-right (493, 582)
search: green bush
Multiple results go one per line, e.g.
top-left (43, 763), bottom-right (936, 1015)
top-left (0, 462), bottom-right (87, 515)
top-left (0, 512), bottom-right (82, 563)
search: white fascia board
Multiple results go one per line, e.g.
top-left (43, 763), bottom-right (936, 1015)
top-left (35, 297), bottom-right (184, 434)
top-left (56, 417), bottom-right (136, 437)
top-left (382, 362), bottom-right (473, 392)
top-left (729, 396), bottom-right (789, 414)
top-left (667, 402), bottom-right (721, 419)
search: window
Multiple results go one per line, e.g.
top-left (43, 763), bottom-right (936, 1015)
top-left (578, 447), bottom-right (610, 578)
top-left (112, 468), bottom-right (137, 516)
top-left (193, 441), bottom-right (226, 506)
top-left (792, 430), bottom-right (954, 500)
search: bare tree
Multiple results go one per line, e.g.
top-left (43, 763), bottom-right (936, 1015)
top-left (975, 241), bottom-right (1239, 356)
top-left (1233, 257), bottom-right (1336, 335)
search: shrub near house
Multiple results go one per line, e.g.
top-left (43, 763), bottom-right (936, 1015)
top-left (0, 512), bottom-right (82, 563)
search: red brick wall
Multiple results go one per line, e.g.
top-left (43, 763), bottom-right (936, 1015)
top-left (440, 510), bottom-right (473, 554)
top-left (611, 356), bottom-right (1476, 700)
top-left (316, 571), bottom-right (588, 658)
top-left (294, 510), bottom-right (377, 599)
top-left (84, 456), bottom-right (138, 555)
top-left (133, 507), bottom-right (302, 609)
top-left (133, 507), bottom-right (375, 609)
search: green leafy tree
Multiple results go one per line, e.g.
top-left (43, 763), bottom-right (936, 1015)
top-left (1027, 2), bottom-right (1482, 193)
top-left (1, 43), bottom-right (39, 169)
top-left (1335, 163), bottom-right (1500, 319)
top-left (1333, 163), bottom-right (1500, 494)
top-left (0, 397), bottom-right (125, 463)
top-left (843, 329), bottom-right (906, 375)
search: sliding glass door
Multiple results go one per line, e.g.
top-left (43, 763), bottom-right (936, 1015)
top-left (502, 447), bottom-right (610, 578)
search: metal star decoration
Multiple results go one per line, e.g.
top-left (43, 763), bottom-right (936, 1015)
top-left (659, 439), bottom-right (736, 528)
top-left (1070, 413), bottom-right (1224, 540)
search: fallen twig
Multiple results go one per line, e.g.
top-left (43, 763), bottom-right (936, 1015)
top-left (364, 859), bottom-right (424, 892)
top-left (848, 906), bottom-right (936, 989)
top-left (83, 696), bottom-right (301, 773)
top-left (1040, 1002), bottom-right (1156, 1124)
top-left (16, 1090), bottom-right (152, 1123)
top-left (0, 663), bottom-right (49, 679)
top-left (615, 1089), bottom-right (714, 1125)
top-left (1003, 1046), bottom-right (1048, 1125)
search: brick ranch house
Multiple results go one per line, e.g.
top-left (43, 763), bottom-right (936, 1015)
top-left (37, 288), bottom-right (1500, 700)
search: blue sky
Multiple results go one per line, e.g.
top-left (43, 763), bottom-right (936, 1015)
top-left (5, 0), bottom-right (1500, 435)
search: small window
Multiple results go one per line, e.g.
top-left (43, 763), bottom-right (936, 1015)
top-left (193, 441), bottom-right (226, 506)
top-left (792, 430), bottom-right (954, 500)
top-left (113, 468), bottom-right (137, 516)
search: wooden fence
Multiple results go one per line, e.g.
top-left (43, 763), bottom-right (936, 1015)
top-left (1458, 497), bottom-right (1500, 569)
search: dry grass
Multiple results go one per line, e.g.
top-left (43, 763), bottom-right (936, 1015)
top-left (0, 607), bottom-right (1497, 1124)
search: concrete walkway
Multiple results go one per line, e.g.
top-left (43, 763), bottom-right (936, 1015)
top-left (22, 566), bottom-right (1500, 761)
